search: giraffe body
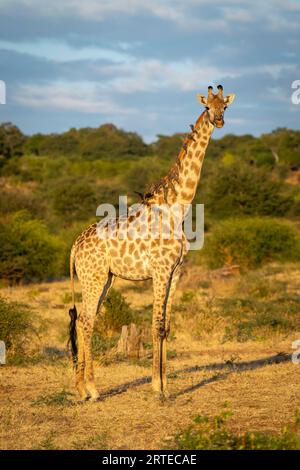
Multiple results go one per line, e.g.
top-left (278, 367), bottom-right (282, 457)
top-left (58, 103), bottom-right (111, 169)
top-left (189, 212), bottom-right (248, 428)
top-left (69, 86), bottom-right (235, 401)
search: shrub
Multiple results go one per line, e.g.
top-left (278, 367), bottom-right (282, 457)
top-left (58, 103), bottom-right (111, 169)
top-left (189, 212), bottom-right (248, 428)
top-left (0, 186), bottom-right (44, 217)
top-left (102, 289), bottom-right (134, 333)
top-left (219, 296), bottom-right (299, 342)
top-left (204, 163), bottom-right (293, 218)
top-left (0, 211), bottom-right (63, 282)
top-left (124, 157), bottom-right (166, 195)
top-left (169, 408), bottom-right (300, 450)
top-left (53, 178), bottom-right (97, 223)
top-left (203, 217), bottom-right (300, 269)
top-left (0, 296), bottom-right (33, 355)
top-left (92, 289), bottom-right (135, 356)
top-left (152, 133), bottom-right (184, 160)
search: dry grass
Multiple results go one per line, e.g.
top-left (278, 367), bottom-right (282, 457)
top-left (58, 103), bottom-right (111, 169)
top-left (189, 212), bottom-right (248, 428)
top-left (0, 263), bottom-right (300, 449)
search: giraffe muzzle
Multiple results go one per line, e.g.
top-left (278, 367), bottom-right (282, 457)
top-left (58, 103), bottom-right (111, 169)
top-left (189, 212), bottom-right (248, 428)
top-left (215, 119), bottom-right (224, 128)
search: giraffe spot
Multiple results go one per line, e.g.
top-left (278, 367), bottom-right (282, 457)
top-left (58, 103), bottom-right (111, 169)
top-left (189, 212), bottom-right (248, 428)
top-left (110, 248), bottom-right (118, 257)
top-left (124, 256), bottom-right (133, 265)
top-left (186, 178), bottom-right (195, 189)
top-left (180, 190), bottom-right (194, 201)
top-left (191, 161), bottom-right (200, 173)
top-left (135, 261), bottom-right (144, 270)
top-left (163, 238), bottom-right (174, 245)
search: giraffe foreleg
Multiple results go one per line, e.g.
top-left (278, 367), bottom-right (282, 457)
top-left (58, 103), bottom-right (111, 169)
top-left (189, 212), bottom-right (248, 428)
top-left (152, 265), bottom-right (182, 400)
top-left (79, 273), bottom-right (113, 401)
top-left (165, 266), bottom-right (181, 339)
top-left (151, 273), bottom-right (172, 399)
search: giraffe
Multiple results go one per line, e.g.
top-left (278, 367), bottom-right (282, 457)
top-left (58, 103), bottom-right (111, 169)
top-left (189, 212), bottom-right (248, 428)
top-left (68, 85), bottom-right (235, 401)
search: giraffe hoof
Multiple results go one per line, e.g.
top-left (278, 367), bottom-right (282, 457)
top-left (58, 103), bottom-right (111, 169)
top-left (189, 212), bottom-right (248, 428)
top-left (90, 396), bottom-right (101, 403)
top-left (155, 391), bottom-right (170, 403)
top-left (77, 396), bottom-right (90, 404)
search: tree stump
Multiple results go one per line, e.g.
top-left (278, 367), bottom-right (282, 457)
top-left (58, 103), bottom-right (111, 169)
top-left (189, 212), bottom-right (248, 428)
top-left (117, 323), bottom-right (144, 359)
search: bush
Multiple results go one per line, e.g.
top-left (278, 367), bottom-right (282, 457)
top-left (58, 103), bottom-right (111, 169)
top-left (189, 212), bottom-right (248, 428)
top-left (92, 289), bottom-right (135, 356)
top-left (152, 134), bottom-right (184, 161)
top-left (102, 289), bottom-right (134, 333)
top-left (169, 408), bottom-right (300, 450)
top-left (203, 217), bottom-right (300, 269)
top-left (0, 296), bottom-right (33, 355)
top-left (219, 296), bottom-right (300, 342)
top-left (204, 163), bottom-right (293, 218)
top-left (0, 186), bottom-right (44, 217)
top-left (124, 157), bottom-right (166, 194)
top-left (0, 211), bottom-right (63, 282)
top-left (53, 178), bottom-right (97, 223)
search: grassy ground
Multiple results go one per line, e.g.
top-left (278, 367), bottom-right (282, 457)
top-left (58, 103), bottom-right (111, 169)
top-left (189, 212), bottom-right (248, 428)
top-left (0, 263), bottom-right (300, 450)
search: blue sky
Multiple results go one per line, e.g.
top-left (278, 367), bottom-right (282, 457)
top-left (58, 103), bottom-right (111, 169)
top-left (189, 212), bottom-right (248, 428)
top-left (0, 0), bottom-right (299, 142)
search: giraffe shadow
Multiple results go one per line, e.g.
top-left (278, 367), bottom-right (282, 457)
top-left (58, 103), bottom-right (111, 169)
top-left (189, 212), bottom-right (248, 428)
top-left (93, 352), bottom-right (291, 402)
top-left (171, 352), bottom-right (290, 398)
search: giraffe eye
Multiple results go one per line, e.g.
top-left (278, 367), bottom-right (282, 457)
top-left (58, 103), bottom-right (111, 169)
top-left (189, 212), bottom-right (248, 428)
top-left (224, 106), bottom-right (228, 110)
top-left (205, 106), bottom-right (210, 110)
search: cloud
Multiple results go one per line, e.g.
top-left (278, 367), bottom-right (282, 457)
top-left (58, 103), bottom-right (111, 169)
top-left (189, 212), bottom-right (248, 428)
top-left (13, 81), bottom-right (138, 114)
top-left (1, 0), bottom-right (299, 32)
top-left (93, 59), bottom-right (237, 93)
top-left (222, 8), bottom-right (254, 23)
top-left (0, 0), bottom-right (299, 139)
top-left (0, 0), bottom-right (195, 27)
top-left (0, 39), bottom-right (132, 63)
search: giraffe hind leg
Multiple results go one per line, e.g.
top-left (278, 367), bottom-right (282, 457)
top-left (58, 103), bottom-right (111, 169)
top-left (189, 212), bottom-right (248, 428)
top-left (75, 319), bottom-right (88, 400)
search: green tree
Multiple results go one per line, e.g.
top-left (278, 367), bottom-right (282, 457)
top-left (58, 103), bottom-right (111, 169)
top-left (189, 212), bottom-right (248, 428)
top-left (0, 122), bottom-right (26, 165)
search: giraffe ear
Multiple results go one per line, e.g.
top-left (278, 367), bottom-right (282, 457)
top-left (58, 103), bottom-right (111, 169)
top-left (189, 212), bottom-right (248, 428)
top-left (224, 93), bottom-right (236, 106)
top-left (197, 94), bottom-right (208, 106)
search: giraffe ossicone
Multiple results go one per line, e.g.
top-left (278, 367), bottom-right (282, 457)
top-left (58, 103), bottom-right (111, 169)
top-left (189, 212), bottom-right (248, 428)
top-left (68, 85), bottom-right (235, 401)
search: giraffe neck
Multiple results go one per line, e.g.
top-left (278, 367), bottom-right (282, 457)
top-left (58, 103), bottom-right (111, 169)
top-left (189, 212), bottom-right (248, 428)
top-left (147, 111), bottom-right (214, 206)
top-left (174, 111), bottom-right (214, 205)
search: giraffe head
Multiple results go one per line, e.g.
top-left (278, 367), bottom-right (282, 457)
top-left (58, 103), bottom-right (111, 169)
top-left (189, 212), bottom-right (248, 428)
top-left (197, 85), bottom-right (235, 128)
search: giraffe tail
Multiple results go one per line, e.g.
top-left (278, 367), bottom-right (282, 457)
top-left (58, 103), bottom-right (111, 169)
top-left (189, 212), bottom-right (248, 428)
top-left (68, 244), bottom-right (78, 368)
